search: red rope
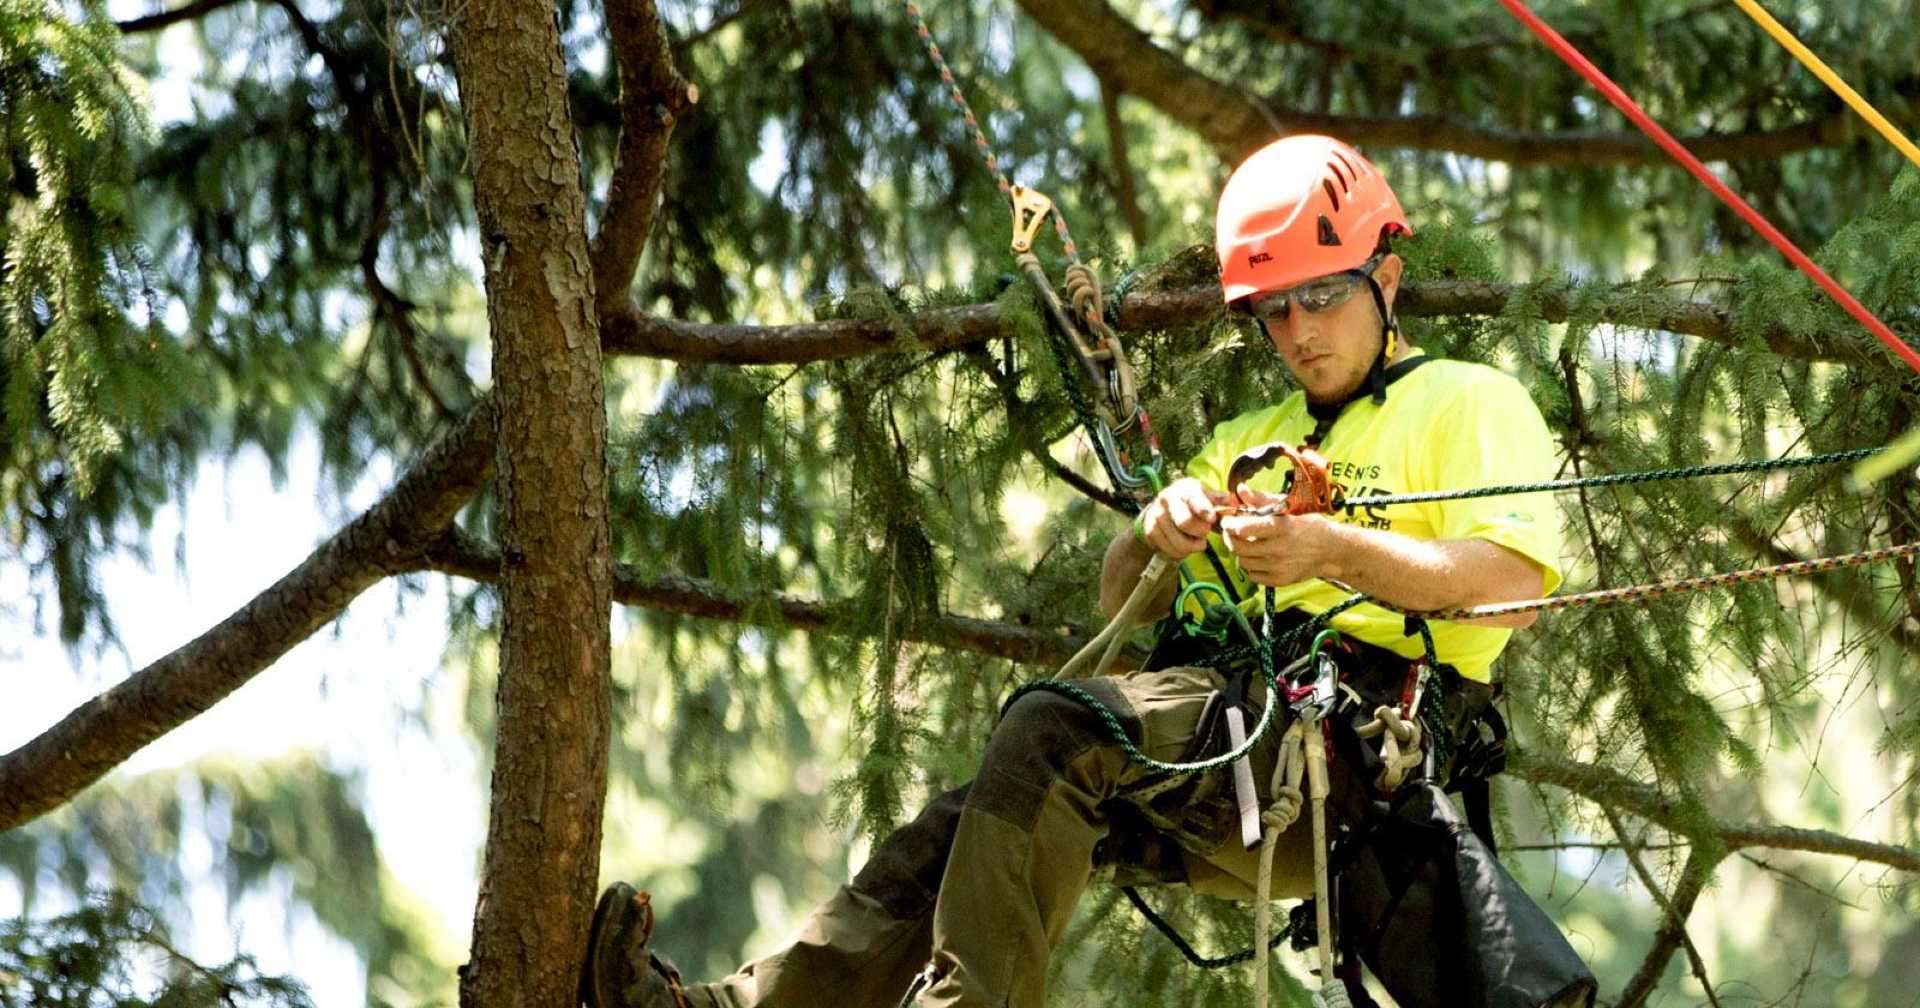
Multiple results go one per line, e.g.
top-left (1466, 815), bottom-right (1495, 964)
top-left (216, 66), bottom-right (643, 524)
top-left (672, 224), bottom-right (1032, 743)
top-left (1496, 0), bottom-right (1920, 377)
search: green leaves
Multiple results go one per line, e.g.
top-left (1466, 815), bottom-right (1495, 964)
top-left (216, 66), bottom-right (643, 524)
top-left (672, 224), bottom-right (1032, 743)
top-left (1, 0), bottom-right (177, 496)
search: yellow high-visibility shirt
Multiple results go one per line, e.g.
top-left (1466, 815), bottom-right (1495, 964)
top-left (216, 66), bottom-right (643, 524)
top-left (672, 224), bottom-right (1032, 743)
top-left (1180, 355), bottom-right (1564, 682)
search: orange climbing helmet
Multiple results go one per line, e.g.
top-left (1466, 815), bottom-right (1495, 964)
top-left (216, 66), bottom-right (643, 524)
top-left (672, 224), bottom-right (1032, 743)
top-left (1216, 135), bottom-right (1412, 305)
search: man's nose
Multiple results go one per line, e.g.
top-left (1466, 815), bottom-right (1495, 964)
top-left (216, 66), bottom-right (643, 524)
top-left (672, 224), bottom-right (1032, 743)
top-left (1290, 304), bottom-right (1329, 346)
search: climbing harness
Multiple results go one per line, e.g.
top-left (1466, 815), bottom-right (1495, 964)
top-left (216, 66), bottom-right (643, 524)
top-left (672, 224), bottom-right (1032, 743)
top-left (1497, 0), bottom-right (1920, 487)
top-left (902, 2), bottom-right (1163, 506)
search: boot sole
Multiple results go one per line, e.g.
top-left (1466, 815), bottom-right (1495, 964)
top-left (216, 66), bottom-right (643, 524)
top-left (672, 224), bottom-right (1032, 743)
top-left (581, 882), bottom-right (644, 1008)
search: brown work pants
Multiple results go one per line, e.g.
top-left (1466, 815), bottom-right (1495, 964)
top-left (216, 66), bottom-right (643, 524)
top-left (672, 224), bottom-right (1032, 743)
top-left (685, 666), bottom-right (1317, 1008)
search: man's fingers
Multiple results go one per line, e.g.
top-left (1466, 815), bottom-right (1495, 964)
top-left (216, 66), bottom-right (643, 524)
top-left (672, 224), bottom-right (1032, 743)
top-left (1220, 515), bottom-right (1267, 541)
top-left (1148, 523), bottom-right (1208, 558)
top-left (1168, 494), bottom-right (1215, 537)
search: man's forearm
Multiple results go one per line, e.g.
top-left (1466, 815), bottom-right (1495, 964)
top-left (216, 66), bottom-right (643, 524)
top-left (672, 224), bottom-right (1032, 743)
top-left (1311, 522), bottom-right (1545, 628)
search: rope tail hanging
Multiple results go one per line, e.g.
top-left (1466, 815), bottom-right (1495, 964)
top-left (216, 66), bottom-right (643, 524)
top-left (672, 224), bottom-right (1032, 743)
top-left (1495, 0), bottom-right (1920, 485)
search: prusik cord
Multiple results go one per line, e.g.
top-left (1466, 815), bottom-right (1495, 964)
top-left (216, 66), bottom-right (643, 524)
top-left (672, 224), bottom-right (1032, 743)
top-left (1367, 542), bottom-right (1920, 623)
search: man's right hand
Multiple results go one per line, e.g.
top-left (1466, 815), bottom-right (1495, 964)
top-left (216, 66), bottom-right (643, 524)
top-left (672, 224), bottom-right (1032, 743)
top-left (1137, 478), bottom-right (1233, 560)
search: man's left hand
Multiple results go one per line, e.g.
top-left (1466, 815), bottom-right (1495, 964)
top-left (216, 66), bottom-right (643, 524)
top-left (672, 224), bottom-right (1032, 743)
top-left (1219, 489), bottom-right (1340, 588)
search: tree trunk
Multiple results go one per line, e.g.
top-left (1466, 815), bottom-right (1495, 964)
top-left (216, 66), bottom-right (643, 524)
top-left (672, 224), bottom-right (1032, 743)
top-left (449, 7), bottom-right (613, 1006)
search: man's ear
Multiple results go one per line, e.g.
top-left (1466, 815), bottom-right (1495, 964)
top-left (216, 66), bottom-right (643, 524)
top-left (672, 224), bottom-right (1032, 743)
top-left (1375, 253), bottom-right (1405, 310)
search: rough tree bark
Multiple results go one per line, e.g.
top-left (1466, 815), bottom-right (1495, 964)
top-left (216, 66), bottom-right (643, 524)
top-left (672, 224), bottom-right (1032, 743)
top-left (449, 5), bottom-right (613, 1007)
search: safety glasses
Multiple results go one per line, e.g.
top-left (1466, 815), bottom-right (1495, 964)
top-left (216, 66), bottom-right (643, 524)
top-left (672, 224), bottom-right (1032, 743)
top-left (1241, 254), bottom-right (1383, 323)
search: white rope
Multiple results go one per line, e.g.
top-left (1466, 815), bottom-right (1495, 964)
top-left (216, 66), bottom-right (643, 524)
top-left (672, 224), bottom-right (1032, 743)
top-left (1059, 554), bottom-right (1174, 679)
top-left (1253, 721), bottom-right (1307, 1008)
top-left (1305, 717), bottom-right (1336, 985)
top-left (1354, 704), bottom-right (1424, 792)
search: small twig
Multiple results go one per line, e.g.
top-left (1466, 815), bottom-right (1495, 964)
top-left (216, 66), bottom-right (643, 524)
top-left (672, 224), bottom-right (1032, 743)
top-left (1605, 808), bottom-right (1727, 1008)
top-left (1658, 276), bottom-right (1741, 287)
top-left (1739, 852), bottom-right (1865, 910)
top-left (963, 347), bottom-right (1133, 513)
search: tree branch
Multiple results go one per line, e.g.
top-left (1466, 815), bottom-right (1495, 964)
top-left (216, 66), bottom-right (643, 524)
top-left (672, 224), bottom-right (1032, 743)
top-left (0, 403), bottom-right (497, 832)
top-left (1606, 810), bottom-right (1726, 1008)
top-left (1013, 0), bottom-right (1916, 166)
top-left (114, 0), bottom-right (247, 32)
top-left (963, 346), bottom-right (1134, 514)
top-left (600, 278), bottom-right (1880, 368)
top-left (1098, 81), bottom-right (1148, 250)
top-left (592, 0), bottom-right (699, 317)
top-left (421, 529), bottom-right (1099, 669)
top-left (1508, 747), bottom-right (1920, 872)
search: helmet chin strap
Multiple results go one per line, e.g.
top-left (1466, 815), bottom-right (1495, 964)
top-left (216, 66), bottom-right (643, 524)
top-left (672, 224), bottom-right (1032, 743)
top-left (1363, 275), bottom-right (1398, 404)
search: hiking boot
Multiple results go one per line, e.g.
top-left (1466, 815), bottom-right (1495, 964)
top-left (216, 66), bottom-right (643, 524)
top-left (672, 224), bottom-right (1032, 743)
top-left (581, 882), bottom-right (692, 1008)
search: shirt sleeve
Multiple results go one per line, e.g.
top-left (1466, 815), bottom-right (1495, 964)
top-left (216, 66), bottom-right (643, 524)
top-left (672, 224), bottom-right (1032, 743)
top-left (1418, 374), bottom-right (1566, 595)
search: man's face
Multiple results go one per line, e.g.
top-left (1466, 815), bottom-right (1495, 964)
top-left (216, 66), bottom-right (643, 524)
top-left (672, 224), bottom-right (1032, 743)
top-left (1256, 254), bottom-right (1404, 403)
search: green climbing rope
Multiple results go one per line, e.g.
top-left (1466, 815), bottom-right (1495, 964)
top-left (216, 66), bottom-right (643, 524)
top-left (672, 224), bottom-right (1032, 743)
top-left (1001, 611), bottom-right (1331, 777)
top-left (1338, 446), bottom-right (1879, 510)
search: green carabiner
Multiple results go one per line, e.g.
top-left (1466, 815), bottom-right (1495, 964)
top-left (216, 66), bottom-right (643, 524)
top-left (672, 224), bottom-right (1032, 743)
top-left (1174, 580), bottom-right (1235, 641)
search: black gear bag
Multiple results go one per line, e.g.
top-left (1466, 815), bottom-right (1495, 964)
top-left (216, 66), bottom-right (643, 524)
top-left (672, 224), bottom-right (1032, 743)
top-left (1335, 781), bottom-right (1596, 1008)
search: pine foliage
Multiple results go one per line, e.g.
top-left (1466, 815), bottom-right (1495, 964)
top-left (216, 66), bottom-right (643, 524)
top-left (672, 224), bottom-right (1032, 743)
top-left (9, 0), bottom-right (1920, 1002)
top-left (0, 892), bottom-right (311, 1007)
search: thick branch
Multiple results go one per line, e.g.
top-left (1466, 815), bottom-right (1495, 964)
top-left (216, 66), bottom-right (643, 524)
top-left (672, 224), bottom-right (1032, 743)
top-left (420, 529), bottom-right (1097, 668)
top-left (601, 279), bottom-right (1875, 367)
top-left (1098, 82), bottom-right (1148, 250)
top-left (592, 0), bottom-right (698, 316)
top-left (115, 0), bottom-right (247, 32)
top-left (452, 0), bottom-right (613, 1000)
top-left (1508, 748), bottom-right (1920, 872)
top-left (1013, 0), bottom-right (1913, 166)
top-left (0, 403), bottom-right (496, 832)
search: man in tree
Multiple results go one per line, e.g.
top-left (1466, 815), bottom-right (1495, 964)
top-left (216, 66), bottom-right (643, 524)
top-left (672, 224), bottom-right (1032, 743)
top-left (582, 135), bottom-right (1575, 1008)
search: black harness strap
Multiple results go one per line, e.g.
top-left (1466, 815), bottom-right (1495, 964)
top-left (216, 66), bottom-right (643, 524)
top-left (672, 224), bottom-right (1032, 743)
top-left (1304, 353), bottom-right (1434, 448)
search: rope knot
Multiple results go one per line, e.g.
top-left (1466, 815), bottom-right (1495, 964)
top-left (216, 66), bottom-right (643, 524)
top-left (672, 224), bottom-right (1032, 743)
top-left (1262, 785), bottom-right (1303, 834)
top-left (1063, 262), bottom-right (1100, 312)
top-left (1355, 705), bottom-right (1424, 792)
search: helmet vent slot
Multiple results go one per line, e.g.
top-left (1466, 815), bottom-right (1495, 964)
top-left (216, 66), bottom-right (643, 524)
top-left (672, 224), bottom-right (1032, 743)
top-left (1328, 159), bottom-right (1351, 190)
top-left (1322, 178), bottom-right (1341, 211)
